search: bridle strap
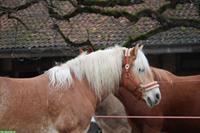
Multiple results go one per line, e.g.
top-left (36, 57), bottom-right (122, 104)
top-left (122, 48), bottom-right (143, 100)
top-left (123, 48), bottom-right (159, 99)
top-left (123, 48), bottom-right (131, 86)
top-left (124, 48), bottom-right (131, 72)
top-left (124, 73), bottom-right (143, 100)
top-left (140, 81), bottom-right (159, 92)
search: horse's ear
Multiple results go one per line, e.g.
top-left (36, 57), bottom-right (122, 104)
top-left (79, 48), bottom-right (84, 54)
top-left (130, 44), bottom-right (139, 58)
top-left (88, 47), bottom-right (94, 53)
top-left (139, 45), bottom-right (144, 50)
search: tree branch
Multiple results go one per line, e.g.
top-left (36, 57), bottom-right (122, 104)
top-left (0, 0), bottom-right (39, 17)
top-left (76, 0), bottom-right (144, 7)
top-left (7, 14), bottom-right (30, 30)
top-left (52, 23), bottom-right (94, 48)
top-left (124, 18), bottom-right (200, 47)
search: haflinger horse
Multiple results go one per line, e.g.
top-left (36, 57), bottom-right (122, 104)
top-left (96, 67), bottom-right (200, 133)
top-left (0, 45), bottom-right (161, 133)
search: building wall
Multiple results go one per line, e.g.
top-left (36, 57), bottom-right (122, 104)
top-left (1, 53), bottom-right (200, 78)
top-left (147, 53), bottom-right (200, 75)
top-left (0, 57), bottom-right (72, 77)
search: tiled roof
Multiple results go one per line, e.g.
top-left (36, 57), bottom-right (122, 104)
top-left (52, 1), bottom-right (76, 16)
top-left (0, 0), bottom-right (26, 7)
top-left (97, 0), bottom-right (169, 15)
top-left (66, 13), bottom-right (133, 47)
top-left (163, 3), bottom-right (200, 20)
top-left (131, 17), bottom-right (161, 39)
top-left (0, 0), bottom-right (200, 58)
top-left (134, 27), bottom-right (200, 53)
top-left (0, 1), bottom-right (65, 49)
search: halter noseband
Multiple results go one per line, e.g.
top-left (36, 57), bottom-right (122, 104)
top-left (140, 81), bottom-right (159, 93)
top-left (123, 48), bottom-right (159, 96)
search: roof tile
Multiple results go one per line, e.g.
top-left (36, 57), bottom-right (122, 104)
top-left (0, 0), bottom-right (27, 7)
top-left (134, 27), bottom-right (200, 47)
top-left (12, 1), bottom-right (50, 31)
top-left (163, 3), bottom-right (200, 20)
top-left (52, 0), bottom-right (76, 16)
top-left (100, 0), bottom-right (169, 15)
top-left (131, 17), bottom-right (161, 39)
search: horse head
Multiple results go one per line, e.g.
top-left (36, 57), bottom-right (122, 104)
top-left (121, 44), bottom-right (161, 108)
top-left (80, 45), bottom-right (161, 107)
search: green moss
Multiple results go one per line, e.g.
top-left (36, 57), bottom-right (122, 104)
top-left (81, 0), bottom-right (141, 6)
top-left (180, 26), bottom-right (187, 32)
top-left (176, 4), bottom-right (184, 10)
top-left (132, 26), bottom-right (140, 33)
top-left (19, 31), bottom-right (33, 42)
top-left (123, 36), bottom-right (133, 47)
top-left (123, 26), bottom-right (168, 47)
top-left (97, 34), bottom-right (108, 40)
top-left (104, 8), bottom-right (120, 16)
top-left (83, 0), bottom-right (134, 4)
top-left (193, 0), bottom-right (200, 15)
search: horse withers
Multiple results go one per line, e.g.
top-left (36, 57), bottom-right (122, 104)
top-left (0, 45), bottom-right (160, 133)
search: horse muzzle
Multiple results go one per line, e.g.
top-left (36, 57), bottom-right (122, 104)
top-left (140, 81), bottom-right (161, 108)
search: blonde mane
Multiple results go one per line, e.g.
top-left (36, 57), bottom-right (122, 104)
top-left (46, 46), bottom-right (151, 98)
top-left (47, 46), bottom-right (124, 97)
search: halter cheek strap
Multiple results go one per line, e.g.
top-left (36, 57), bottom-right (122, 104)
top-left (123, 48), bottom-right (142, 100)
top-left (123, 48), bottom-right (131, 86)
top-left (124, 48), bottom-right (131, 72)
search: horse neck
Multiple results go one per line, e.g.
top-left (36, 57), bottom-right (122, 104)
top-left (174, 74), bottom-right (200, 81)
top-left (152, 67), bottom-right (200, 86)
top-left (151, 67), bottom-right (175, 83)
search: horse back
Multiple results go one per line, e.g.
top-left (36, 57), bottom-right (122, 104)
top-left (0, 75), bottom-right (50, 132)
top-left (151, 68), bottom-right (200, 132)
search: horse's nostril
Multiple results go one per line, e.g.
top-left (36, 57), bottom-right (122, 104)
top-left (156, 93), bottom-right (160, 100)
top-left (147, 97), bottom-right (152, 105)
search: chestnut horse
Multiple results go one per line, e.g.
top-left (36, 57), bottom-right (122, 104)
top-left (0, 45), bottom-right (161, 133)
top-left (96, 67), bottom-right (200, 133)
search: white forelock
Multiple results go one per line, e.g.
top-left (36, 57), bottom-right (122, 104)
top-left (46, 46), bottom-right (124, 98)
top-left (132, 49), bottom-right (152, 83)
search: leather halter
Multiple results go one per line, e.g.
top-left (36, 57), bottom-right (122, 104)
top-left (124, 48), bottom-right (131, 73)
top-left (123, 48), bottom-right (159, 98)
top-left (140, 81), bottom-right (159, 92)
top-left (122, 48), bottom-right (142, 99)
top-left (123, 48), bottom-right (135, 79)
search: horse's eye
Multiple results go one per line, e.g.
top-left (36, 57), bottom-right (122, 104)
top-left (138, 68), bottom-right (145, 73)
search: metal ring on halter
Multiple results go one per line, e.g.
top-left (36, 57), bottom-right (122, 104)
top-left (125, 64), bottom-right (130, 70)
top-left (139, 87), bottom-right (143, 92)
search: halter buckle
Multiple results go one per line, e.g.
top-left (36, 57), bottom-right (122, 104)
top-left (125, 64), bottom-right (130, 70)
